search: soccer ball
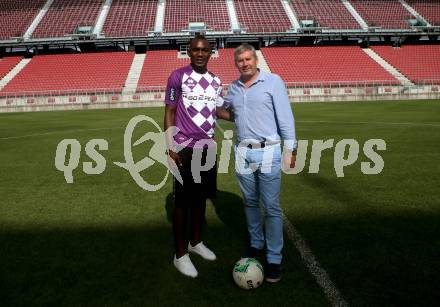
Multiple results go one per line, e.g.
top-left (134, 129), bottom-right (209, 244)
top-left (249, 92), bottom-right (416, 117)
top-left (232, 258), bottom-right (264, 290)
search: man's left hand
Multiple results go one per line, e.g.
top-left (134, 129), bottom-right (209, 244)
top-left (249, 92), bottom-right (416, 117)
top-left (282, 150), bottom-right (296, 172)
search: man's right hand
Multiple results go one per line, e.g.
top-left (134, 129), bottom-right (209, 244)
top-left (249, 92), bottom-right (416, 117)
top-left (216, 106), bottom-right (234, 121)
top-left (167, 149), bottom-right (183, 167)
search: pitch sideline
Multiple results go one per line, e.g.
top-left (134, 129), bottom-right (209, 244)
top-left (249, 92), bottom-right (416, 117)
top-left (282, 213), bottom-right (348, 307)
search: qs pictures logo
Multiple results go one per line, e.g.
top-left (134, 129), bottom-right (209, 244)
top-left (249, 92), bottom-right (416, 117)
top-left (55, 116), bottom-right (387, 192)
top-left (54, 115), bottom-right (186, 192)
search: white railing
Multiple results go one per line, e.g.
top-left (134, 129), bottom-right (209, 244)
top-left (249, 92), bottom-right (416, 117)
top-left (0, 81), bottom-right (439, 112)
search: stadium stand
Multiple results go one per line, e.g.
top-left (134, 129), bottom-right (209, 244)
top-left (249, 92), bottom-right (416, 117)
top-left (0, 56), bottom-right (23, 79)
top-left (102, 0), bottom-right (157, 37)
top-left (0, 0), bottom-right (439, 112)
top-left (0, 0), bottom-right (46, 40)
top-left (137, 50), bottom-right (187, 88)
top-left (349, 0), bottom-right (413, 29)
top-left (371, 45), bottom-right (440, 84)
top-left (163, 0), bottom-right (230, 32)
top-left (1, 52), bottom-right (134, 95)
top-left (261, 46), bottom-right (399, 85)
top-left (137, 49), bottom-right (237, 89)
top-left (234, 0), bottom-right (292, 32)
top-left (407, 0), bottom-right (440, 26)
top-left (289, 0), bottom-right (360, 29)
top-left (32, 0), bottom-right (104, 38)
top-left (205, 49), bottom-right (237, 84)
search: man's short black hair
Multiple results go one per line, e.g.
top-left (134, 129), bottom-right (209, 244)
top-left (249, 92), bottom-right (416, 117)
top-left (189, 34), bottom-right (210, 49)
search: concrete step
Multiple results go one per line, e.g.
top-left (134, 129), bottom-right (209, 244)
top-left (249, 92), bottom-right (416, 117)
top-left (342, 0), bottom-right (368, 30)
top-left (122, 54), bottom-right (146, 95)
top-left (363, 48), bottom-right (414, 86)
top-left (226, 0), bottom-right (240, 31)
top-left (154, 0), bottom-right (166, 32)
top-left (256, 50), bottom-right (272, 73)
top-left (398, 0), bottom-right (431, 26)
top-left (281, 0), bottom-right (300, 30)
top-left (23, 0), bottom-right (55, 39)
top-left (0, 58), bottom-right (32, 90)
top-left (93, 0), bottom-right (113, 37)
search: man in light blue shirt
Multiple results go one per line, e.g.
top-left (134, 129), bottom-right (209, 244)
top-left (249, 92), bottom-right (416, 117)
top-left (224, 43), bottom-right (297, 283)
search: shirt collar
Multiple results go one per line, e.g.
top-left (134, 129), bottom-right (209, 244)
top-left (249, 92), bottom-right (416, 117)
top-left (237, 69), bottom-right (266, 87)
top-left (256, 69), bottom-right (266, 82)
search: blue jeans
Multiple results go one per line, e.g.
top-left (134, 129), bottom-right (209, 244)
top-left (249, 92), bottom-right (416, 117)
top-left (235, 144), bottom-right (283, 264)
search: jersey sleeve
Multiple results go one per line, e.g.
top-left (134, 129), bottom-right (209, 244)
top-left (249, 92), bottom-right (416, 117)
top-left (164, 70), bottom-right (182, 105)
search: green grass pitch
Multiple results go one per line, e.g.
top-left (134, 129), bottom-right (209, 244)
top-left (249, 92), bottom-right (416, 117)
top-left (0, 100), bottom-right (439, 306)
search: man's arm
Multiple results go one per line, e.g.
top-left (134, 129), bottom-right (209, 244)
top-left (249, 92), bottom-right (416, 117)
top-left (215, 83), bottom-right (234, 122)
top-left (164, 104), bottom-right (182, 166)
top-left (271, 75), bottom-right (297, 169)
top-left (216, 106), bottom-right (234, 121)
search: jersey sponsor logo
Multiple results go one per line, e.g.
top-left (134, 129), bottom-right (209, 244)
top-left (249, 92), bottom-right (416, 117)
top-left (183, 93), bottom-right (217, 102)
top-left (169, 88), bottom-right (176, 101)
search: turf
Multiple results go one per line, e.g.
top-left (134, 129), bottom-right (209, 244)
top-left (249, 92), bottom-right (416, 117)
top-left (0, 100), bottom-right (439, 306)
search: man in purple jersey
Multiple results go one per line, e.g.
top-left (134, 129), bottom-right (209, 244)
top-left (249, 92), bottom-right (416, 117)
top-left (164, 35), bottom-right (231, 278)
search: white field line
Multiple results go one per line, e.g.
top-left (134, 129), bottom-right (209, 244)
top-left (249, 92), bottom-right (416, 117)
top-left (2, 120), bottom-right (438, 141)
top-left (297, 120), bottom-right (440, 127)
top-left (282, 213), bottom-right (349, 307)
top-left (0, 127), bottom-right (121, 140)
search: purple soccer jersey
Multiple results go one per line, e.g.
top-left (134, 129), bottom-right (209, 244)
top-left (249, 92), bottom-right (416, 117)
top-left (165, 65), bottom-right (224, 147)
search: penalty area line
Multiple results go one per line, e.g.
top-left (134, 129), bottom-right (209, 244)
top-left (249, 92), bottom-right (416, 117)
top-left (283, 213), bottom-right (349, 307)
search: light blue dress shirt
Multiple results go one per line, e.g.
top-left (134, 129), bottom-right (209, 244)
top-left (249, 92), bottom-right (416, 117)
top-left (224, 70), bottom-right (297, 150)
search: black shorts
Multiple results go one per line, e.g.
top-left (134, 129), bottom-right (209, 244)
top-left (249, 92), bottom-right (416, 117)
top-left (173, 146), bottom-right (217, 207)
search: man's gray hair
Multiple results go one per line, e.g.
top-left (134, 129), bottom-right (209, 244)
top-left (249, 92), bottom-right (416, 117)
top-left (234, 43), bottom-right (257, 60)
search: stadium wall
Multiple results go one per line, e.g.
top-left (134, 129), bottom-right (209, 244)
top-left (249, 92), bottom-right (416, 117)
top-left (1, 84), bottom-right (439, 113)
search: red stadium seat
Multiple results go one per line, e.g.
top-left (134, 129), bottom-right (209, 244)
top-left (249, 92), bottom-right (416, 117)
top-left (0, 56), bottom-right (23, 79)
top-left (0, 0), bottom-right (46, 39)
top-left (262, 46), bottom-right (399, 86)
top-left (234, 0), bottom-right (292, 32)
top-left (1, 52), bottom-right (134, 95)
top-left (350, 0), bottom-right (413, 29)
top-left (407, 0), bottom-right (440, 26)
top-left (371, 45), bottom-right (440, 84)
top-left (164, 0), bottom-right (230, 32)
top-left (289, 0), bottom-right (360, 29)
top-left (103, 0), bottom-right (157, 37)
top-left (32, 0), bottom-right (103, 38)
top-left (137, 49), bottom-right (237, 90)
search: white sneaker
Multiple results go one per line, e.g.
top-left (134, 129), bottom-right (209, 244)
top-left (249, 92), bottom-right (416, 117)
top-left (173, 254), bottom-right (198, 278)
top-left (188, 242), bottom-right (217, 261)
